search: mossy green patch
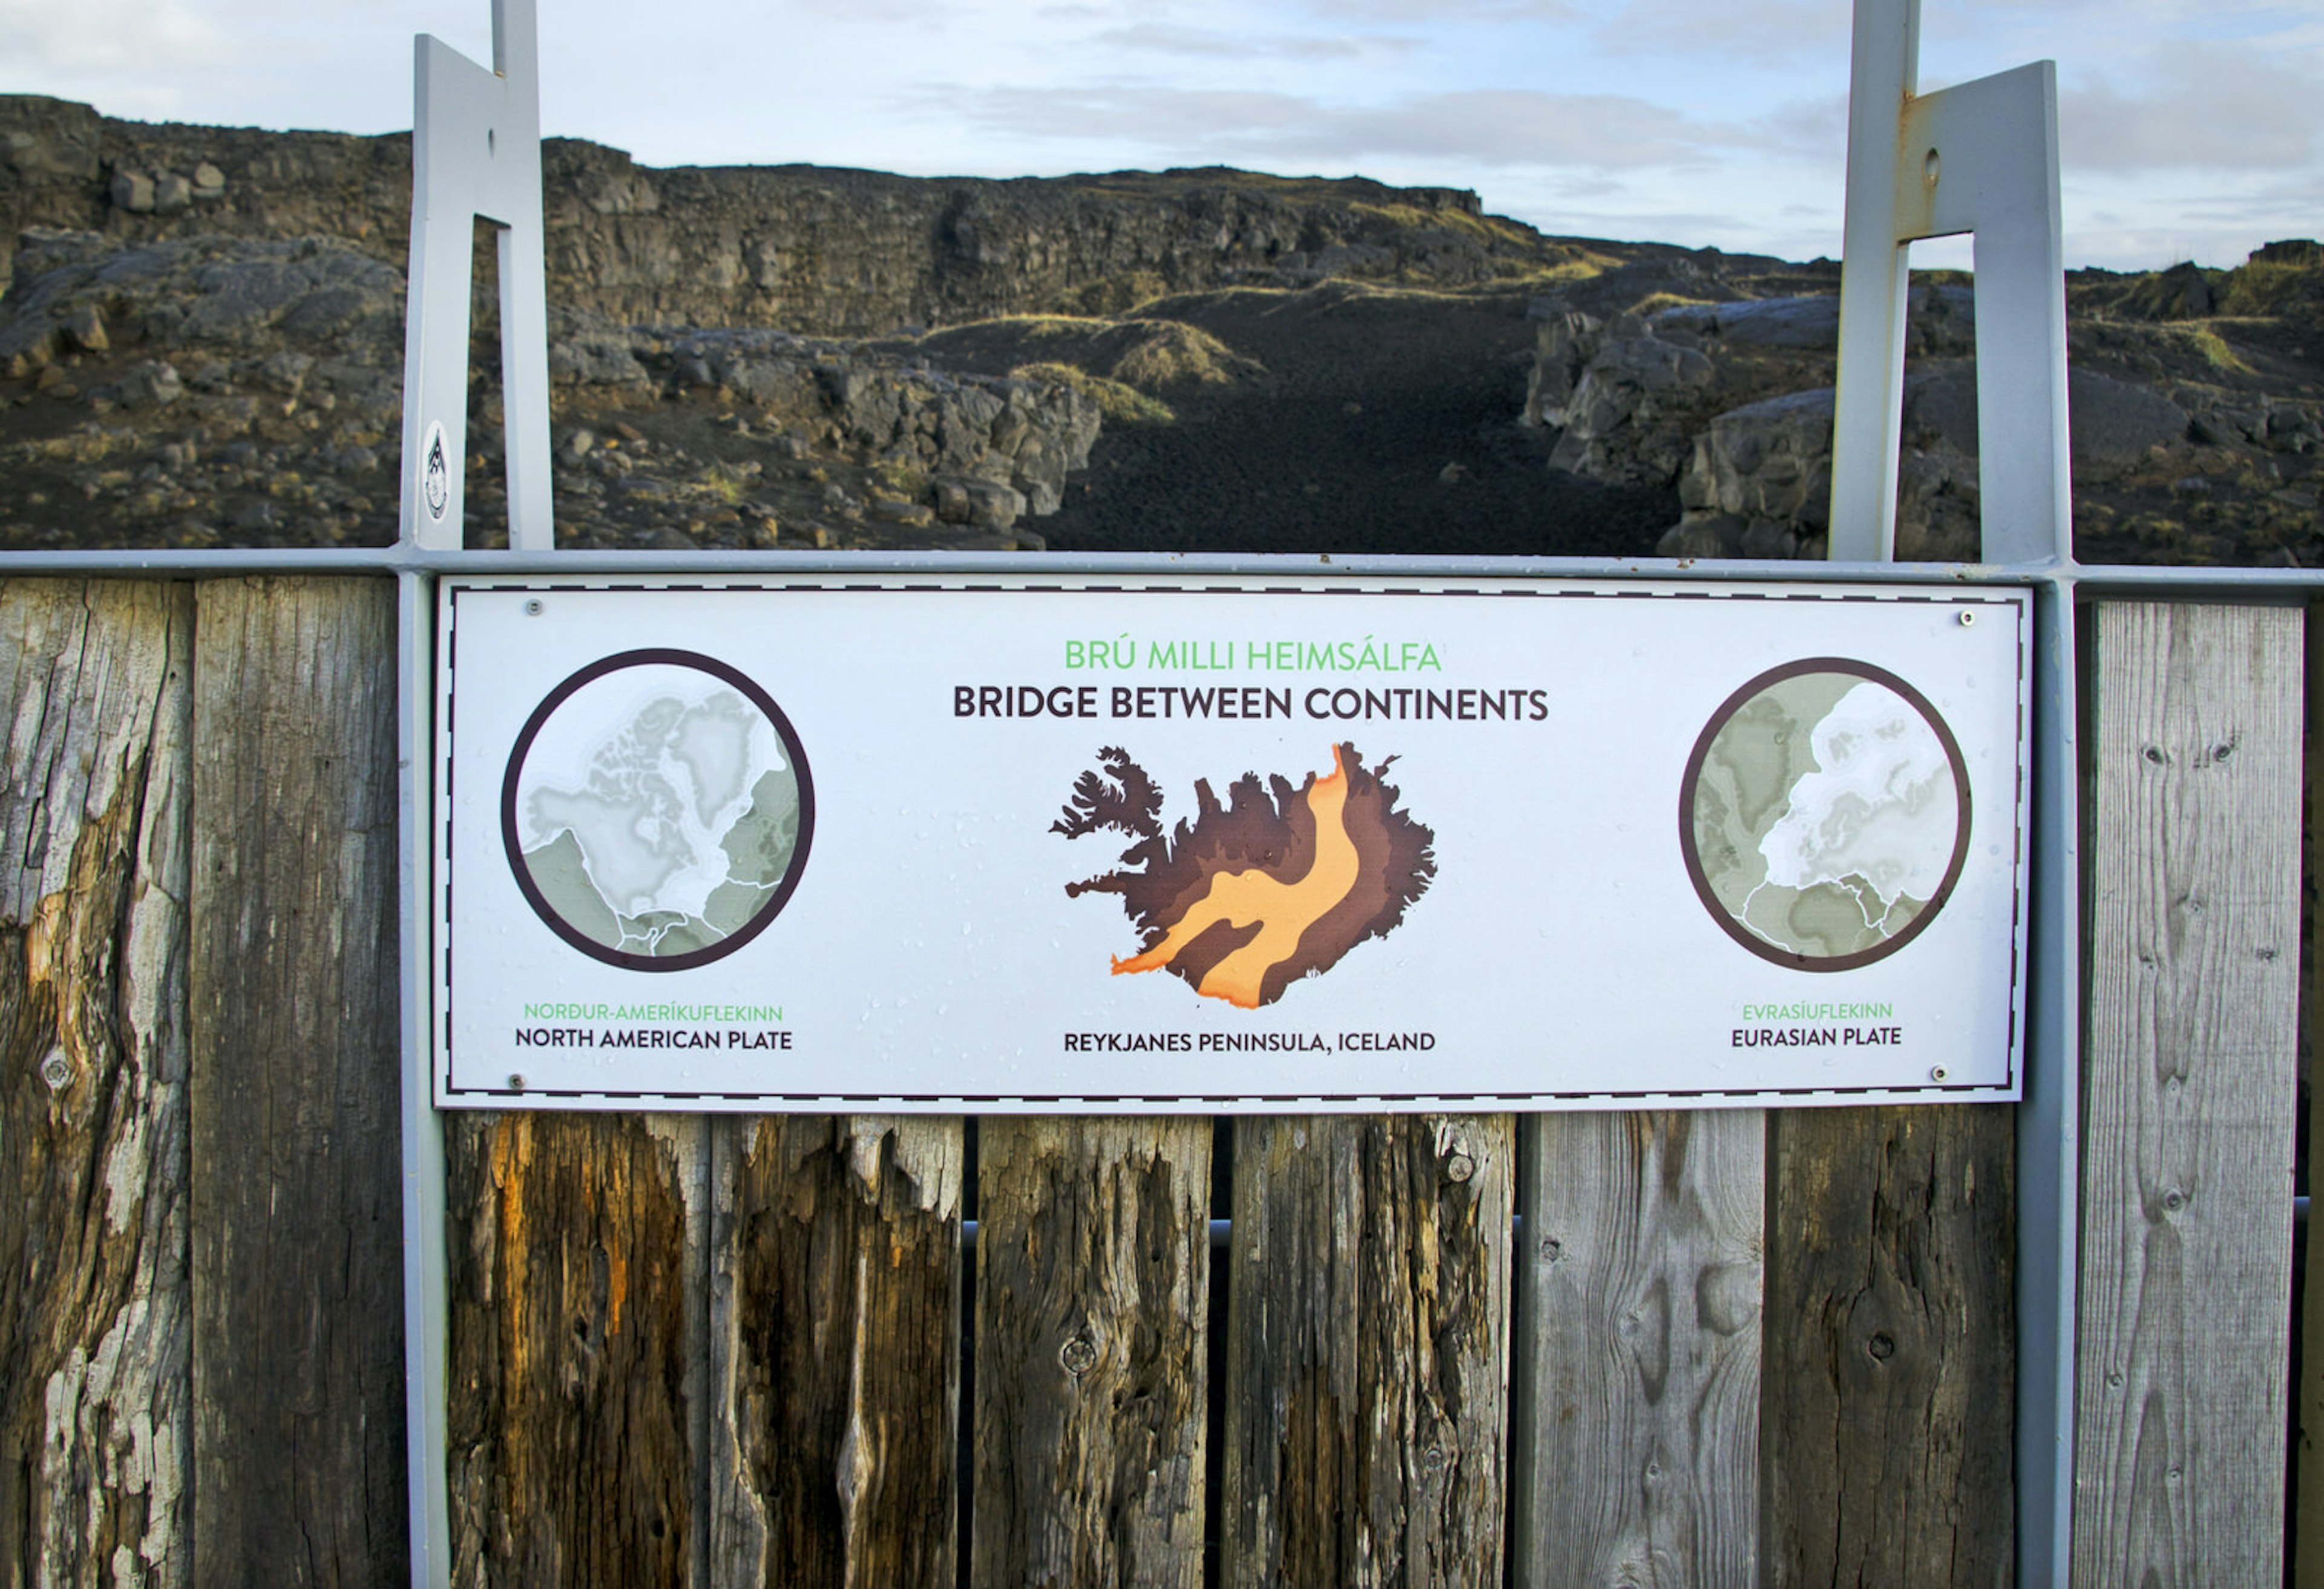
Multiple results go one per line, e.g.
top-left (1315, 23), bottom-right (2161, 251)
top-left (1012, 361), bottom-right (1175, 424)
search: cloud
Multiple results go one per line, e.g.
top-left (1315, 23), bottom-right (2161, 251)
top-left (2156, 172), bottom-right (2324, 229)
top-left (1590, 0), bottom-right (1848, 65)
top-left (0, 0), bottom-right (225, 77)
top-left (2060, 42), bottom-right (2319, 171)
top-left (1752, 94), bottom-right (1846, 160)
top-left (1090, 24), bottom-right (1417, 60)
top-left (1293, 0), bottom-right (1577, 19)
top-left (922, 82), bottom-right (1735, 171)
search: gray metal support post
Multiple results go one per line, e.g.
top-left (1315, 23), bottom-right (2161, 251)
top-left (397, 0), bottom-right (555, 551)
top-left (397, 3), bottom-right (557, 1577)
top-left (1828, 2), bottom-right (2082, 1578)
top-left (397, 569), bottom-right (451, 1588)
top-left (1900, 64), bottom-right (2072, 565)
top-left (1830, 0), bottom-right (1920, 563)
top-left (2018, 576), bottom-right (2081, 1585)
top-left (1828, 0), bottom-right (2072, 567)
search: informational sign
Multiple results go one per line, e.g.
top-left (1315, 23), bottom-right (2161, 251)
top-left (435, 577), bottom-right (2030, 1111)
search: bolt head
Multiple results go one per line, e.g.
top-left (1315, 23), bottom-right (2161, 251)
top-left (524, 598), bottom-right (544, 616)
top-left (507, 1073), bottom-right (526, 1091)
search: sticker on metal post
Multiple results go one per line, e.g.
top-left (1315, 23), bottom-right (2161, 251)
top-left (421, 419), bottom-right (450, 523)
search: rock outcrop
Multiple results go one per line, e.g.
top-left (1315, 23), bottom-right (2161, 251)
top-left (0, 224), bottom-right (1103, 549)
top-left (1524, 255), bottom-right (2322, 564)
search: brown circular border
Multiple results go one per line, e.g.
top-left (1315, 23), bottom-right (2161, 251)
top-left (1677, 657), bottom-right (1971, 973)
top-left (501, 648), bottom-right (815, 973)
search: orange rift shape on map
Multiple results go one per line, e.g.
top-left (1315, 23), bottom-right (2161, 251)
top-left (1054, 741), bottom-right (1436, 1010)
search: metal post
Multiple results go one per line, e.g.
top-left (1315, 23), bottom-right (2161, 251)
top-left (395, 1), bottom-right (560, 1579)
top-left (1829, 0), bottom-right (1920, 562)
top-left (398, 0), bottom-right (555, 551)
top-left (397, 568), bottom-right (451, 1588)
top-left (2018, 575), bottom-right (2081, 1585)
top-left (1828, 1), bottom-right (2072, 567)
top-left (1900, 64), bottom-right (2072, 565)
top-left (1830, 3), bottom-right (2081, 1576)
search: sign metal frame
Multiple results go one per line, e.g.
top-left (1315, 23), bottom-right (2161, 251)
top-left (435, 572), bottom-right (2036, 1113)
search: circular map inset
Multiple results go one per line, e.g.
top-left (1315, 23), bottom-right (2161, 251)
top-left (501, 649), bottom-right (813, 972)
top-left (1679, 658), bottom-right (1969, 972)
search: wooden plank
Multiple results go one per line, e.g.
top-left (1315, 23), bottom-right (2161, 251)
top-left (705, 1115), bottom-right (961, 1588)
top-left (188, 577), bottom-right (406, 1585)
top-left (971, 1117), bottom-right (1210, 1588)
top-left (1761, 1104), bottom-right (2016, 1586)
top-left (1511, 1109), bottom-right (1762, 1589)
top-left (444, 1112), bottom-right (708, 1586)
top-left (2297, 599), bottom-right (2324, 1589)
top-left (1220, 1114), bottom-right (1511, 1588)
top-left (2073, 601), bottom-right (2303, 1588)
top-left (0, 581), bottom-right (194, 1588)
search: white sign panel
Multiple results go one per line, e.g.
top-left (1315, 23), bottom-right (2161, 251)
top-left (435, 578), bottom-right (2030, 1112)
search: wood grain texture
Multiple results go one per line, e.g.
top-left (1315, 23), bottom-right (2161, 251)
top-left (972, 1118), bottom-right (1210, 1589)
top-left (707, 1115), bottom-right (961, 1589)
top-left (1220, 1114), bottom-right (1511, 1589)
top-left (2297, 600), bottom-right (2324, 1589)
top-left (188, 577), bottom-right (406, 1587)
top-left (444, 1112), bottom-right (707, 1587)
top-left (0, 582), bottom-right (193, 1589)
top-left (1511, 1109), bottom-right (1762, 1589)
top-left (1761, 1104), bottom-right (2016, 1588)
top-left (2073, 602), bottom-right (2302, 1589)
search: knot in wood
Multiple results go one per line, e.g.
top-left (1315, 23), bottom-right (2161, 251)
top-left (1866, 1331), bottom-right (1897, 1361)
top-left (1442, 1151), bottom-right (1475, 1184)
top-left (1058, 1334), bottom-right (1098, 1377)
top-left (39, 1047), bottom-right (72, 1090)
top-left (1421, 1444), bottom-right (1446, 1472)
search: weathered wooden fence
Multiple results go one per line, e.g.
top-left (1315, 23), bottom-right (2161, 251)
top-left (0, 574), bottom-right (2307, 1587)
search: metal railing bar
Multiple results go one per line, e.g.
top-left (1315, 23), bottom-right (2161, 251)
top-left (0, 546), bottom-right (2066, 581)
top-left (2071, 564), bottom-right (2324, 599)
top-left (5, 546), bottom-right (2319, 595)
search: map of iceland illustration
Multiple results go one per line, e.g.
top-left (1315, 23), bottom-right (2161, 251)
top-left (1056, 742), bottom-right (1436, 1009)
top-left (515, 676), bottom-right (801, 960)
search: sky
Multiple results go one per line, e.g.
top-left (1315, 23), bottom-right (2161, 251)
top-left (4, 0), bottom-right (2318, 273)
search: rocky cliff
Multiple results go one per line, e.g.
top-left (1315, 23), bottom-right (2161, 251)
top-left (2, 94), bottom-right (1572, 334)
top-left (4, 92), bottom-right (2318, 562)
